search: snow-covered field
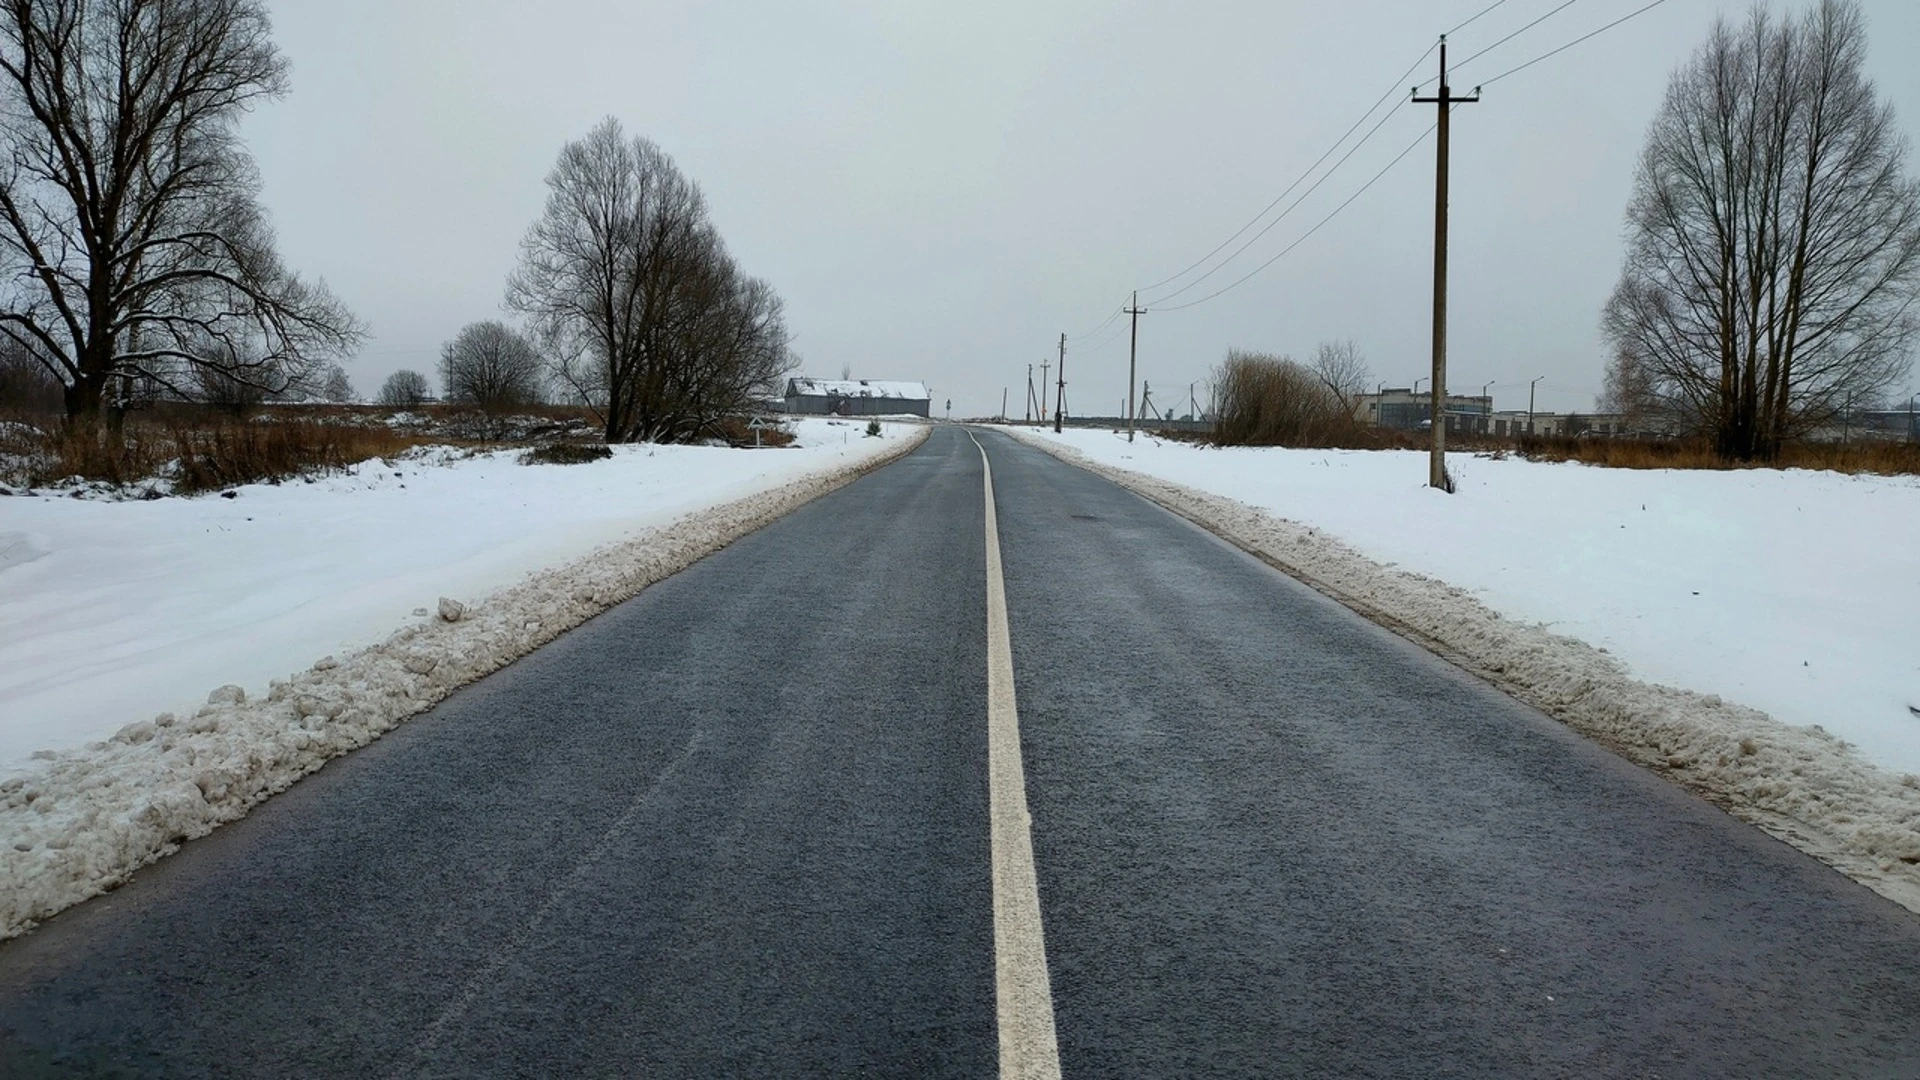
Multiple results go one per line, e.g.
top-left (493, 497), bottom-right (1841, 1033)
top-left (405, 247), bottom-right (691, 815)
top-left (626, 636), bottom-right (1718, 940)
top-left (0, 418), bottom-right (911, 769)
top-left (1008, 425), bottom-right (1920, 911)
top-left (0, 418), bottom-right (926, 936)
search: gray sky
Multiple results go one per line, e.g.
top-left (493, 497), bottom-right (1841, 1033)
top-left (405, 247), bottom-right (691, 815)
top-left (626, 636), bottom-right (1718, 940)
top-left (242, 0), bottom-right (1920, 419)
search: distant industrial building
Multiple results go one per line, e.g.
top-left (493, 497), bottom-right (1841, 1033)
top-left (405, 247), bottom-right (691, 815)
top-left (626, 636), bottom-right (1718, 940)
top-left (1353, 388), bottom-right (1492, 434)
top-left (781, 378), bottom-right (931, 418)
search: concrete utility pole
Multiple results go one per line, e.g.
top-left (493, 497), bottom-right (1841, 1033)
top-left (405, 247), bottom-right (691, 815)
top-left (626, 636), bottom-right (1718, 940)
top-left (1001, 387), bottom-right (1008, 423)
top-left (1054, 333), bottom-right (1067, 434)
top-left (1413, 37), bottom-right (1479, 492)
top-left (1039, 359), bottom-right (1051, 423)
top-left (1025, 364), bottom-right (1034, 423)
top-left (1125, 291), bottom-right (1146, 443)
top-left (1528, 375), bottom-right (1544, 435)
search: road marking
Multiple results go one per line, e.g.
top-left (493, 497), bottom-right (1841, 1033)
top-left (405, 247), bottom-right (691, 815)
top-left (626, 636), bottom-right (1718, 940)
top-left (970, 432), bottom-right (1063, 1080)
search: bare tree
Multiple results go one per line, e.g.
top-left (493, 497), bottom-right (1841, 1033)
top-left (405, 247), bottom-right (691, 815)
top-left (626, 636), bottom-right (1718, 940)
top-left (1309, 339), bottom-right (1371, 414)
top-left (1598, 346), bottom-right (1665, 430)
top-left (378, 368), bottom-right (429, 408)
top-left (321, 363), bottom-right (353, 404)
top-left (1602, 0), bottom-right (1920, 460)
top-left (439, 321), bottom-right (543, 411)
top-left (507, 118), bottom-right (794, 443)
top-left (0, 0), bottom-right (361, 431)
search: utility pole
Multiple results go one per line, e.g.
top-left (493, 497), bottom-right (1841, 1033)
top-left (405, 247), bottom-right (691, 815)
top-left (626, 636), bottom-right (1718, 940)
top-left (1054, 333), bottom-right (1067, 433)
top-left (1039, 358), bottom-right (1052, 423)
top-left (1125, 290), bottom-right (1146, 443)
top-left (1528, 375), bottom-right (1544, 435)
top-left (1025, 364), bottom-right (1034, 423)
top-left (1001, 387), bottom-right (1008, 423)
top-left (1413, 36), bottom-right (1479, 492)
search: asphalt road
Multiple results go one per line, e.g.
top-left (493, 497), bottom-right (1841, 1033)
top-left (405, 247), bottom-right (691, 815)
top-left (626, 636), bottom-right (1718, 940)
top-left (4, 425), bottom-right (1920, 1077)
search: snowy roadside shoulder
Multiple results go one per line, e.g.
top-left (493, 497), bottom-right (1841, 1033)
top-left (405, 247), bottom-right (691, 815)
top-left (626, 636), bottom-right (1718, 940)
top-left (0, 425), bottom-right (930, 940)
top-left (1002, 427), bottom-right (1920, 916)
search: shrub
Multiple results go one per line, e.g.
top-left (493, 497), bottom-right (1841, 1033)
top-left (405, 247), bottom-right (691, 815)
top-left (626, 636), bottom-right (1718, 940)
top-left (521, 442), bottom-right (613, 465)
top-left (1211, 349), bottom-right (1366, 447)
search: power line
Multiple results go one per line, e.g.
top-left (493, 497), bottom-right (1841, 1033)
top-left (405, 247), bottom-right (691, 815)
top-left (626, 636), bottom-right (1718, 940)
top-left (1447, 0), bottom-right (1513, 35)
top-left (1145, 98), bottom-right (1412, 306)
top-left (1156, 118), bottom-right (1441, 313)
top-left (1067, 304), bottom-right (1126, 343)
top-left (1417, 0), bottom-right (1584, 91)
top-left (1479, 0), bottom-right (1674, 86)
top-left (1081, 313), bottom-right (1134, 352)
top-left (1136, 41), bottom-right (1437, 296)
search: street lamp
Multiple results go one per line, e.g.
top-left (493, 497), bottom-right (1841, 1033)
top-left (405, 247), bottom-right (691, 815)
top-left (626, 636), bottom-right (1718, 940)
top-left (1413, 376), bottom-right (1428, 395)
top-left (1528, 375), bottom-right (1545, 435)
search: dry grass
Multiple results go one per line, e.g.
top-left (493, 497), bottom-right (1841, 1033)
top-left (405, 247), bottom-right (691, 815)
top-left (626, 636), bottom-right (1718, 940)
top-left (1516, 435), bottom-right (1920, 475)
top-left (6, 411), bottom-right (429, 494)
top-left (167, 421), bottom-right (424, 493)
top-left (708, 414), bottom-right (798, 448)
top-left (2, 403), bottom-right (802, 495)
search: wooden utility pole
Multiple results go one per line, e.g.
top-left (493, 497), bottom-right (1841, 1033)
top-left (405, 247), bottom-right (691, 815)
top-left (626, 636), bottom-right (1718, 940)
top-left (1413, 37), bottom-right (1478, 492)
top-left (1125, 291), bottom-right (1146, 443)
top-left (1039, 358), bottom-right (1052, 423)
top-left (1054, 333), bottom-right (1067, 433)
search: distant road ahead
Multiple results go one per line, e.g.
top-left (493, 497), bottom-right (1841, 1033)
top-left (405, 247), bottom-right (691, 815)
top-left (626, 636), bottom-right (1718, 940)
top-left (3, 425), bottom-right (1918, 1078)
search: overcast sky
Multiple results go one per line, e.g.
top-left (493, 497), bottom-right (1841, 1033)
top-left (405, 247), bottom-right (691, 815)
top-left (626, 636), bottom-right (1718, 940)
top-left (241, 0), bottom-right (1920, 418)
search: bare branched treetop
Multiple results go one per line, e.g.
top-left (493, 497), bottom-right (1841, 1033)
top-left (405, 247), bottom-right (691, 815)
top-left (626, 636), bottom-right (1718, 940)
top-left (439, 320), bottom-right (544, 411)
top-left (1309, 340), bottom-right (1371, 413)
top-left (378, 368), bottom-right (430, 409)
top-left (1603, 0), bottom-right (1920, 460)
top-left (0, 0), bottom-right (363, 427)
top-left (507, 118), bottom-right (794, 443)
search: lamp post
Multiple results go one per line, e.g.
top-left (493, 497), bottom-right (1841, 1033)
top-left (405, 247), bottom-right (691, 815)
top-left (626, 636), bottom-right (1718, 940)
top-left (1527, 375), bottom-right (1544, 435)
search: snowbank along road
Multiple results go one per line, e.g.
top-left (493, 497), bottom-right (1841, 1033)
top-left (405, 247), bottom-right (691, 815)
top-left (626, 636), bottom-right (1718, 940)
top-left (2, 426), bottom-right (1919, 1077)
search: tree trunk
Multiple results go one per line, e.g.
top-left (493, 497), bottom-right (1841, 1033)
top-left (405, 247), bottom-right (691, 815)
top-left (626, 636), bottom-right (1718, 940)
top-left (62, 369), bottom-right (106, 431)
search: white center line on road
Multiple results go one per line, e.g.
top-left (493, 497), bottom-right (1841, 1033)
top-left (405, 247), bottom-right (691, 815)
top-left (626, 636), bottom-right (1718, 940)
top-left (969, 431), bottom-right (1063, 1080)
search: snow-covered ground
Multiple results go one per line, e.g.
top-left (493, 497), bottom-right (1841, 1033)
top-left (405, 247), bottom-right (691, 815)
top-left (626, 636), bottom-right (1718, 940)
top-left (0, 418), bottom-right (926, 937)
top-left (1007, 425), bottom-right (1920, 911)
top-left (0, 418), bottom-right (912, 771)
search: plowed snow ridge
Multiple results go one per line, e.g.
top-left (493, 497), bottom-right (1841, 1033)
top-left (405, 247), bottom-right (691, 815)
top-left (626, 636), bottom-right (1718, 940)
top-left (0, 426), bottom-right (929, 939)
top-left (1006, 428), bottom-right (1920, 916)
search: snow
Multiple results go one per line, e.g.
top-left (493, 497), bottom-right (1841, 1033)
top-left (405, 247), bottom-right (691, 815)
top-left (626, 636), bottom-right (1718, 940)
top-left (786, 377), bottom-right (931, 402)
top-left (1006, 426), bottom-right (1920, 913)
top-left (0, 419), bottom-right (926, 937)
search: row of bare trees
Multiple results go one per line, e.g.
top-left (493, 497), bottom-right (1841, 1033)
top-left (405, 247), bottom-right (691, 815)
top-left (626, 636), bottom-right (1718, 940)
top-left (1602, 0), bottom-right (1920, 459)
top-left (0, 7), bottom-right (789, 443)
top-left (507, 118), bottom-right (794, 443)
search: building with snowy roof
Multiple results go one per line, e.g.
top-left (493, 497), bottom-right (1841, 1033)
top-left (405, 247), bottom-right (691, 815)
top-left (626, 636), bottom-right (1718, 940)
top-left (782, 378), bottom-right (931, 418)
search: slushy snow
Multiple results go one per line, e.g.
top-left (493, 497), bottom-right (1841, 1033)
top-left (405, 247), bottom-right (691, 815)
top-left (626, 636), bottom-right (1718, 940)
top-left (0, 419), bottom-right (927, 937)
top-left (1007, 426), bottom-right (1920, 914)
